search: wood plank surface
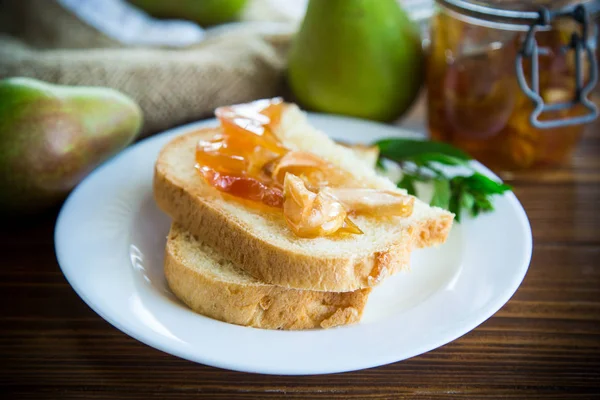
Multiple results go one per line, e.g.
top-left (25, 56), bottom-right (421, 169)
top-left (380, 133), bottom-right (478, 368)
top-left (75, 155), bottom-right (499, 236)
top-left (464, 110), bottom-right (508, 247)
top-left (1, 104), bottom-right (599, 399)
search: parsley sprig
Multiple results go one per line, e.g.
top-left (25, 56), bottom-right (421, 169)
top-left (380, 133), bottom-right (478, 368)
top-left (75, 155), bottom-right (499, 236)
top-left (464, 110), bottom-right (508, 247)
top-left (374, 138), bottom-right (511, 222)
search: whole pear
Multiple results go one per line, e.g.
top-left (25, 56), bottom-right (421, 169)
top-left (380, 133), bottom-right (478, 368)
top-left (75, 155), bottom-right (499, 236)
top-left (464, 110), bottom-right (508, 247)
top-left (0, 78), bottom-right (142, 215)
top-left (287, 0), bottom-right (424, 121)
top-left (129, 0), bottom-right (248, 26)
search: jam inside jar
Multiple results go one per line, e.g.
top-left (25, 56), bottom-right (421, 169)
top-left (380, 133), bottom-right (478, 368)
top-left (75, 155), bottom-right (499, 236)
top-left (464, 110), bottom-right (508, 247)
top-left (427, 0), bottom-right (598, 173)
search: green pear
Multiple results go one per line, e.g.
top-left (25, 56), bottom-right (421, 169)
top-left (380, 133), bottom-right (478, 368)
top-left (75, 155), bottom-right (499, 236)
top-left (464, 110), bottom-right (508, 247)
top-left (0, 78), bottom-right (142, 216)
top-left (287, 0), bottom-right (424, 122)
top-left (129, 0), bottom-right (248, 26)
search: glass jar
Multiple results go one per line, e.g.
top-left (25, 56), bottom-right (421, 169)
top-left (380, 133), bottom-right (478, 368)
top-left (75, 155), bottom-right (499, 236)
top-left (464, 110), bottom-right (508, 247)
top-left (427, 0), bottom-right (598, 172)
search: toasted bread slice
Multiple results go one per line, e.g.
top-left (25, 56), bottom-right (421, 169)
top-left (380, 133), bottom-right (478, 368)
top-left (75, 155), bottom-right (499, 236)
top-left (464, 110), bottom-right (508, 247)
top-left (342, 143), bottom-right (380, 168)
top-left (165, 223), bottom-right (372, 330)
top-left (154, 105), bottom-right (453, 292)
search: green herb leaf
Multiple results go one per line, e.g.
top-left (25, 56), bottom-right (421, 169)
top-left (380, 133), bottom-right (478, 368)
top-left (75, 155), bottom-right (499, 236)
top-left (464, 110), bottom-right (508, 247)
top-left (375, 157), bottom-right (387, 172)
top-left (430, 179), bottom-right (451, 209)
top-left (397, 174), bottom-right (417, 195)
top-left (460, 192), bottom-right (475, 215)
top-left (449, 187), bottom-right (462, 222)
top-left (409, 172), bottom-right (431, 182)
top-left (408, 152), bottom-right (469, 167)
top-left (375, 138), bottom-right (471, 163)
top-left (463, 173), bottom-right (512, 195)
top-left (374, 137), bottom-right (511, 223)
top-left (474, 194), bottom-right (494, 212)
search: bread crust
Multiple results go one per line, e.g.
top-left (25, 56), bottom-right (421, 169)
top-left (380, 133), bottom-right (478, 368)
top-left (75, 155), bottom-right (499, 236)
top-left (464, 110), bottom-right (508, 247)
top-left (154, 129), bottom-right (453, 292)
top-left (165, 225), bottom-right (371, 330)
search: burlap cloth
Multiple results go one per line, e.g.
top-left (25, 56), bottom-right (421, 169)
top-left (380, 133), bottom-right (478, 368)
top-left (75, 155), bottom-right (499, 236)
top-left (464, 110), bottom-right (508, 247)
top-left (0, 0), bottom-right (294, 136)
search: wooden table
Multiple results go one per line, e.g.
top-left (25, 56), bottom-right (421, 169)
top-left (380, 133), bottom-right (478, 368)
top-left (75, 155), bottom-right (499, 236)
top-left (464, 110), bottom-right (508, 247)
top-left (2, 105), bottom-right (599, 399)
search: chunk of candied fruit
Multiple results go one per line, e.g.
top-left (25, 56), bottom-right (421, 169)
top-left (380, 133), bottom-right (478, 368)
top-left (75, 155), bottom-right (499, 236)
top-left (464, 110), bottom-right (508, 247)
top-left (215, 98), bottom-right (287, 156)
top-left (283, 174), bottom-right (360, 238)
top-left (197, 166), bottom-right (283, 208)
top-left (323, 188), bottom-right (414, 217)
top-left (271, 151), bottom-right (354, 187)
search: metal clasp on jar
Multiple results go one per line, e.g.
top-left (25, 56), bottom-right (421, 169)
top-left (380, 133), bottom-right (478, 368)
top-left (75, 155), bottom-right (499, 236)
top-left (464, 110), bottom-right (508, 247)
top-left (516, 4), bottom-right (599, 129)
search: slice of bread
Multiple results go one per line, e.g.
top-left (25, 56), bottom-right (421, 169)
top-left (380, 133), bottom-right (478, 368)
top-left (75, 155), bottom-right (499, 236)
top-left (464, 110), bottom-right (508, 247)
top-left (342, 143), bottom-right (380, 169)
top-left (154, 105), bottom-right (453, 292)
top-left (165, 223), bottom-right (372, 330)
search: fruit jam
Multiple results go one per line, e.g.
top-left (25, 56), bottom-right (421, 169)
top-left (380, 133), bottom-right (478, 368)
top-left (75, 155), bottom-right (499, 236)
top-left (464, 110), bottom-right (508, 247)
top-left (194, 98), bottom-right (414, 238)
top-left (195, 98), bottom-right (287, 208)
top-left (195, 98), bottom-right (364, 237)
top-left (427, 10), bottom-right (594, 172)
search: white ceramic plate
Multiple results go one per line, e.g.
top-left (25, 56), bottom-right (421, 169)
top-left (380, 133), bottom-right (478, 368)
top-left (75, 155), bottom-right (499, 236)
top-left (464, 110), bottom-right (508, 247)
top-left (55, 114), bottom-right (532, 375)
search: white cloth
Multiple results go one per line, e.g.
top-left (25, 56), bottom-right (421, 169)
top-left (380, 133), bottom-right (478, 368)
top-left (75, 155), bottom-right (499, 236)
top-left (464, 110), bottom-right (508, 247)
top-left (57, 0), bottom-right (206, 47)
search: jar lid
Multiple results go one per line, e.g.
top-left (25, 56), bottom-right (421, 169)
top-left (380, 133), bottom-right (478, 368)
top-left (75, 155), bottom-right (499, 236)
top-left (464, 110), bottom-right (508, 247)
top-left (455, 1), bottom-right (585, 12)
top-left (436, 0), bottom-right (599, 26)
top-left (434, 0), bottom-right (599, 129)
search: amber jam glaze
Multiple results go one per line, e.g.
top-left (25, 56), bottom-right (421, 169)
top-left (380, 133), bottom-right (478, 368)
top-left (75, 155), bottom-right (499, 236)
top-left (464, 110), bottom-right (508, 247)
top-left (427, 11), bottom-right (594, 172)
top-left (195, 99), bottom-right (288, 207)
top-left (194, 98), bottom-right (414, 238)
